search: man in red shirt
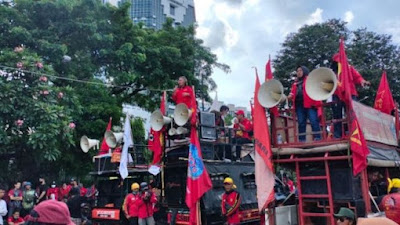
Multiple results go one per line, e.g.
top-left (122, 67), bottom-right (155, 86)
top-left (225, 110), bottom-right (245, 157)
top-left (221, 177), bottom-right (241, 225)
top-left (287, 66), bottom-right (322, 142)
top-left (233, 110), bottom-right (253, 161)
top-left (8, 181), bottom-right (22, 217)
top-left (172, 76), bottom-right (194, 109)
top-left (7, 210), bottom-right (24, 225)
top-left (123, 183), bottom-right (141, 225)
top-left (46, 181), bottom-right (59, 200)
top-left (58, 182), bottom-right (71, 202)
top-left (137, 182), bottom-right (157, 225)
top-left (379, 178), bottom-right (400, 224)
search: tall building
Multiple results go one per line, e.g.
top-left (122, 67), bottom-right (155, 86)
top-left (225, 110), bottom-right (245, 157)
top-left (120, 0), bottom-right (195, 30)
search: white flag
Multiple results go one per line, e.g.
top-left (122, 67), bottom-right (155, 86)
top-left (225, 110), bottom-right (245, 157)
top-left (209, 92), bottom-right (219, 112)
top-left (119, 115), bottom-right (133, 179)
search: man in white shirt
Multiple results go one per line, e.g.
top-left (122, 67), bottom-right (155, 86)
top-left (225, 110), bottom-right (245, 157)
top-left (0, 185), bottom-right (7, 225)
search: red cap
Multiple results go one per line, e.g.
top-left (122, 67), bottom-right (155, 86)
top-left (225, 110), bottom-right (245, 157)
top-left (332, 53), bottom-right (339, 62)
top-left (235, 110), bottom-right (245, 116)
top-left (26, 200), bottom-right (75, 225)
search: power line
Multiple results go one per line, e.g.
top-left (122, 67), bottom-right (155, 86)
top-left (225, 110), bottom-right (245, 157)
top-left (0, 65), bottom-right (173, 93)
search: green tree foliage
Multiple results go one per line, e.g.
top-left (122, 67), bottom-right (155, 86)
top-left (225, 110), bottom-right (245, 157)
top-left (0, 0), bottom-right (226, 182)
top-left (273, 19), bottom-right (400, 106)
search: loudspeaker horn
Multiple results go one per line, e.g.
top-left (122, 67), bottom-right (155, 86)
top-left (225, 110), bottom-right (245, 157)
top-left (258, 79), bottom-right (286, 108)
top-left (174, 103), bottom-right (192, 126)
top-left (104, 131), bottom-right (123, 148)
top-left (168, 128), bottom-right (177, 136)
top-left (150, 110), bottom-right (172, 131)
top-left (306, 67), bottom-right (337, 101)
top-left (176, 127), bottom-right (188, 135)
top-left (80, 136), bottom-right (99, 153)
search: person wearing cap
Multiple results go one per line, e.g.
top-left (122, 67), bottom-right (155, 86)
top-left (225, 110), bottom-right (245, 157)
top-left (233, 110), bottom-right (253, 161)
top-left (25, 200), bottom-right (75, 225)
top-left (46, 181), bottom-right (59, 200)
top-left (221, 177), bottom-right (241, 225)
top-left (330, 55), bottom-right (370, 139)
top-left (379, 178), bottom-right (400, 224)
top-left (287, 66), bottom-right (322, 142)
top-left (123, 183), bottom-right (141, 225)
top-left (137, 182), bottom-right (157, 225)
top-left (172, 76), bottom-right (194, 109)
top-left (21, 182), bottom-right (35, 217)
top-left (333, 207), bottom-right (355, 225)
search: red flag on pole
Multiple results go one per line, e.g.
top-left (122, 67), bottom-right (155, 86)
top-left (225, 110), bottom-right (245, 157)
top-left (148, 91), bottom-right (166, 164)
top-left (253, 70), bottom-right (275, 211)
top-left (265, 58), bottom-right (279, 117)
top-left (336, 38), bottom-right (353, 104)
top-left (99, 117), bottom-right (112, 155)
top-left (185, 127), bottom-right (212, 225)
top-left (374, 71), bottom-right (395, 115)
top-left (190, 86), bottom-right (197, 126)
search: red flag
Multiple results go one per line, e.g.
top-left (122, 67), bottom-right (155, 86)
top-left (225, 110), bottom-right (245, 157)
top-left (185, 127), bottom-right (212, 224)
top-left (190, 86), bottom-right (197, 126)
top-left (349, 101), bottom-right (370, 175)
top-left (253, 71), bottom-right (275, 211)
top-left (336, 38), bottom-right (353, 104)
top-left (99, 117), bottom-right (112, 155)
top-left (265, 59), bottom-right (279, 117)
top-left (148, 92), bottom-right (166, 164)
top-left (374, 71), bottom-right (395, 115)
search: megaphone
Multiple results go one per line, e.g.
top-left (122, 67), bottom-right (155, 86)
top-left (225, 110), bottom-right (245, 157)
top-left (306, 67), bottom-right (337, 101)
top-left (176, 127), bottom-right (188, 135)
top-left (258, 79), bottom-right (286, 108)
top-left (168, 128), bottom-right (177, 136)
top-left (150, 110), bottom-right (172, 131)
top-left (174, 103), bottom-right (192, 126)
top-left (80, 136), bottom-right (99, 153)
top-left (104, 131), bottom-right (123, 148)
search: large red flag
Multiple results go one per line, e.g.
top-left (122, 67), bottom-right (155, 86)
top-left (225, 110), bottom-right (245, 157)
top-left (265, 59), bottom-right (279, 117)
top-left (337, 38), bottom-right (370, 175)
top-left (185, 127), bottom-right (212, 224)
top-left (148, 92), bottom-right (166, 164)
top-left (253, 71), bottom-right (275, 211)
top-left (374, 71), bottom-right (395, 115)
top-left (99, 117), bottom-right (112, 155)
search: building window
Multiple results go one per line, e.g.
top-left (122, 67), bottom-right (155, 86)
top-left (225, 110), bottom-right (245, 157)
top-left (170, 4), bottom-right (175, 15)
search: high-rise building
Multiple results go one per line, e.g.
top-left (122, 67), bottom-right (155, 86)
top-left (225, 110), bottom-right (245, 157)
top-left (120, 0), bottom-right (195, 30)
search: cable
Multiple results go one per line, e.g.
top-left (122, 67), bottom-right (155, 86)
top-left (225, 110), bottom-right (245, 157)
top-left (0, 65), bottom-right (173, 92)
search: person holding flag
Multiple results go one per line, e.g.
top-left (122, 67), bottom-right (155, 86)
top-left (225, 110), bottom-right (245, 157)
top-left (221, 177), bottom-right (241, 225)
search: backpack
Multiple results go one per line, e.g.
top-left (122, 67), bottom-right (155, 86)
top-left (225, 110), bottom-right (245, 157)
top-left (22, 190), bottom-right (35, 210)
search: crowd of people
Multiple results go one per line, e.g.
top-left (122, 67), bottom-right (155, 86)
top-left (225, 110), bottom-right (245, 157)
top-left (0, 177), bottom-right (97, 225)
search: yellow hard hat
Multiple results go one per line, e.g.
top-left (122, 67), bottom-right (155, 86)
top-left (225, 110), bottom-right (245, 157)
top-left (131, 182), bottom-right (140, 191)
top-left (387, 178), bottom-right (400, 193)
top-left (223, 177), bottom-right (234, 184)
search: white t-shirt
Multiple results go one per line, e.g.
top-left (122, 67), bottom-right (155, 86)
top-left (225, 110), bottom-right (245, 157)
top-left (0, 199), bottom-right (7, 225)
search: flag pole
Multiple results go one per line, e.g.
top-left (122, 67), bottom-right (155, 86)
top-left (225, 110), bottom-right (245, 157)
top-left (197, 201), bottom-right (201, 225)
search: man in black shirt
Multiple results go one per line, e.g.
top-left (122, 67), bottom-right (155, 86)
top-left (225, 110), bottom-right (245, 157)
top-left (67, 187), bottom-right (82, 225)
top-left (36, 177), bottom-right (47, 204)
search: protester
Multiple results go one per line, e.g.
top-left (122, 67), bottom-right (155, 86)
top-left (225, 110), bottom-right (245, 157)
top-left (79, 182), bottom-right (87, 197)
top-left (137, 182), bottom-right (157, 225)
top-left (333, 207), bottom-right (355, 225)
top-left (46, 181), bottom-right (59, 200)
top-left (36, 177), bottom-right (47, 204)
top-left (8, 181), bottom-right (22, 217)
top-left (123, 183), bottom-right (141, 225)
top-left (233, 110), bottom-right (253, 161)
top-left (21, 182), bottom-right (35, 217)
top-left (379, 178), bottom-right (400, 224)
top-left (172, 76), bottom-right (194, 108)
top-left (67, 187), bottom-right (82, 225)
top-left (59, 182), bottom-right (71, 202)
top-left (7, 210), bottom-right (24, 225)
top-left (70, 178), bottom-right (80, 195)
top-left (24, 200), bottom-right (75, 225)
top-left (85, 183), bottom-right (97, 206)
top-left (287, 65), bottom-right (322, 142)
top-left (0, 185), bottom-right (7, 225)
top-left (221, 177), bottom-right (241, 225)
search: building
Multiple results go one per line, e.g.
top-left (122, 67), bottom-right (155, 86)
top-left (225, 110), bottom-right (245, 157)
top-left (120, 0), bottom-right (195, 30)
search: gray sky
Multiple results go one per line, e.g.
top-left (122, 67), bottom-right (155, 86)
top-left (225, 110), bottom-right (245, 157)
top-left (194, 0), bottom-right (400, 108)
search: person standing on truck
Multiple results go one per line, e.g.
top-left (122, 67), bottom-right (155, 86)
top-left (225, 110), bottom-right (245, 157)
top-left (233, 110), bottom-right (253, 161)
top-left (123, 183), bottom-right (141, 225)
top-left (138, 182), bottom-right (157, 225)
top-left (221, 177), bottom-right (241, 225)
top-left (172, 76), bottom-right (194, 109)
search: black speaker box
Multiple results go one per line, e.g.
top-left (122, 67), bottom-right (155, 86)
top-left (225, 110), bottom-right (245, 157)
top-left (300, 162), bottom-right (362, 200)
top-left (94, 156), bottom-right (117, 172)
top-left (200, 142), bottom-right (215, 160)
